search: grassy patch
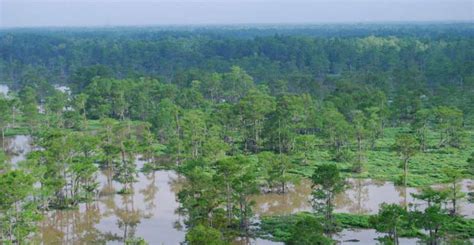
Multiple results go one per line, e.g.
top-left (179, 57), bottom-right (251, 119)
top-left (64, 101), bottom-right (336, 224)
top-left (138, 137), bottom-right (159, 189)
top-left (258, 212), bottom-right (474, 242)
top-left (295, 127), bottom-right (473, 187)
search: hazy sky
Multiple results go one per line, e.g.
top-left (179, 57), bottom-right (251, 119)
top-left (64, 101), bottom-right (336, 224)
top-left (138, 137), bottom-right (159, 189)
top-left (1, 0), bottom-right (473, 27)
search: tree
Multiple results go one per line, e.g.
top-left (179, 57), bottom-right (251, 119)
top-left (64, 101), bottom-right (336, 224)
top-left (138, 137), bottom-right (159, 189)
top-left (411, 187), bottom-right (449, 208)
top-left (18, 86), bottom-right (39, 134)
top-left (113, 121), bottom-right (139, 194)
top-left (351, 110), bottom-right (367, 173)
top-left (468, 152), bottom-right (474, 175)
top-left (214, 156), bottom-right (259, 231)
top-left (185, 224), bottom-right (226, 245)
top-left (44, 90), bottom-right (67, 128)
top-left (411, 188), bottom-right (453, 245)
top-left (393, 133), bottom-right (419, 187)
top-left (153, 98), bottom-right (179, 144)
top-left (214, 157), bottom-right (239, 226)
top-left (221, 66), bottom-right (254, 103)
top-left (265, 94), bottom-right (316, 154)
top-left (70, 65), bottom-right (113, 93)
top-left (0, 149), bottom-right (7, 172)
top-left (287, 214), bottom-right (332, 245)
top-left (99, 118), bottom-right (120, 168)
top-left (178, 166), bottom-right (223, 228)
top-left (258, 152), bottom-right (295, 193)
top-left (434, 106), bottom-right (464, 148)
top-left (365, 107), bottom-right (384, 150)
top-left (0, 96), bottom-right (12, 148)
top-left (412, 109), bottom-right (432, 152)
top-left (369, 203), bottom-right (408, 245)
top-left (322, 107), bottom-right (353, 161)
top-left (0, 170), bottom-right (41, 243)
top-left (442, 168), bottom-right (465, 215)
top-left (294, 135), bottom-right (317, 165)
top-left (311, 164), bottom-right (345, 234)
top-left (181, 110), bottom-right (207, 159)
top-left (139, 123), bottom-right (166, 167)
top-left (201, 125), bottom-right (229, 162)
top-left (237, 88), bottom-right (275, 152)
top-left (412, 205), bottom-right (450, 245)
top-left (232, 161), bottom-right (259, 232)
top-left (72, 93), bottom-right (89, 128)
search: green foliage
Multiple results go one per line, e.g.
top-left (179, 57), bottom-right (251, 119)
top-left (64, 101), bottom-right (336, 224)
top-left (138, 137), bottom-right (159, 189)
top-left (311, 164), bottom-right (345, 234)
top-left (258, 213), bottom-right (331, 243)
top-left (334, 213), bottom-right (371, 229)
top-left (1, 25), bottom-right (473, 244)
top-left (412, 205), bottom-right (451, 244)
top-left (435, 106), bottom-right (465, 148)
top-left (125, 237), bottom-right (148, 245)
top-left (258, 152), bottom-right (296, 193)
top-left (321, 107), bottom-right (353, 161)
top-left (0, 170), bottom-right (41, 243)
top-left (393, 133), bottom-right (419, 186)
top-left (0, 149), bottom-right (7, 171)
top-left (369, 203), bottom-right (409, 244)
top-left (185, 224), bottom-right (227, 245)
top-left (288, 214), bottom-right (332, 245)
top-left (259, 212), bottom-right (473, 243)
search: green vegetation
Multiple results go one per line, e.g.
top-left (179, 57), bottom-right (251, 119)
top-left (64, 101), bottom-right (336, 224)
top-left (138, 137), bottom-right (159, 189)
top-left (0, 25), bottom-right (472, 244)
top-left (311, 164), bottom-right (345, 235)
top-left (260, 211), bottom-right (473, 244)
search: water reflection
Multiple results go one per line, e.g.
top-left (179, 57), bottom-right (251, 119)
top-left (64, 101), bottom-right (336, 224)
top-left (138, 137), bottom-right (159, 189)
top-left (5, 133), bottom-right (470, 244)
top-left (35, 169), bottom-right (186, 244)
top-left (253, 178), bottom-right (474, 218)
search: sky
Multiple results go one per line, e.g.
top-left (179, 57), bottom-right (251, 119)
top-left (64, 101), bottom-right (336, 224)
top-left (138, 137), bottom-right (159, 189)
top-left (1, 0), bottom-right (473, 28)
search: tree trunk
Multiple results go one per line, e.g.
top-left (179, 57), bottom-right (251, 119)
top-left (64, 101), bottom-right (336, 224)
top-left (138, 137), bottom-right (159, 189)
top-left (404, 158), bottom-right (409, 188)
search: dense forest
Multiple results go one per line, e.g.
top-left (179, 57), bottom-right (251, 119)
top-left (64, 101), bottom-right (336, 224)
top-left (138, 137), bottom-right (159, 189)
top-left (0, 24), bottom-right (473, 244)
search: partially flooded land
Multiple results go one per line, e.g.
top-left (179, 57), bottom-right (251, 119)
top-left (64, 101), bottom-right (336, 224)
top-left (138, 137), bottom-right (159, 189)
top-left (1, 24), bottom-right (473, 245)
top-left (2, 135), bottom-right (472, 244)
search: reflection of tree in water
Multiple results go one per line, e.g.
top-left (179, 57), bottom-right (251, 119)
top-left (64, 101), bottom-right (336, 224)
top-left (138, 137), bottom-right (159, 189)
top-left (36, 170), bottom-right (188, 244)
top-left (347, 179), bottom-right (370, 214)
top-left (100, 167), bottom-right (118, 217)
top-left (395, 185), bottom-right (409, 209)
top-left (169, 172), bottom-right (185, 194)
top-left (140, 172), bottom-right (158, 218)
top-left (168, 172), bottom-right (186, 231)
top-left (114, 184), bottom-right (146, 242)
top-left (252, 179), bottom-right (313, 216)
top-left (36, 202), bottom-right (106, 244)
top-left (331, 179), bottom-right (370, 214)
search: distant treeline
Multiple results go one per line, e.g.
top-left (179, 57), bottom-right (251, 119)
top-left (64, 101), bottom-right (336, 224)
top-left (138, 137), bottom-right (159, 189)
top-left (0, 24), bottom-right (473, 121)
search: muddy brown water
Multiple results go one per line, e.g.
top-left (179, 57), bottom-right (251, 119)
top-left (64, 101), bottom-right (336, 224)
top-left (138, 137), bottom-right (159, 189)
top-left (252, 178), bottom-right (474, 218)
top-left (35, 169), bottom-right (186, 244)
top-left (2, 135), bottom-right (473, 244)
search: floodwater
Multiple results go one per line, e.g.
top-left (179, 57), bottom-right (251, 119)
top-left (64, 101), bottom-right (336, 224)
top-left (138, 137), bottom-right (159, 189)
top-left (31, 159), bottom-right (280, 245)
top-left (252, 178), bottom-right (474, 218)
top-left (35, 167), bottom-right (187, 244)
top-left (2, 136), bottom-right (472, 244)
